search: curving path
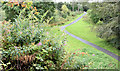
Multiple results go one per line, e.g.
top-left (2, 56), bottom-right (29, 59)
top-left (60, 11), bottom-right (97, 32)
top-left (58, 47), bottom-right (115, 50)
top-left (61, 12), bottom-right (120, 62)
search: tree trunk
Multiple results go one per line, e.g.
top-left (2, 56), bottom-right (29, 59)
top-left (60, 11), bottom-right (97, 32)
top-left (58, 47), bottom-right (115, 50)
top-left (72, 2), bottom-right (74, 11)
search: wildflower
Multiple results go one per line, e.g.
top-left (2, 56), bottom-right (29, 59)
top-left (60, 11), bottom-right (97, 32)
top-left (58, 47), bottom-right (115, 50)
top-left (17, 4), bottom-right (19, 6)
top-left (31, 42), bottom-right (35, 45)
top-left (21, 5), bottom-right (26, 7)
top-left (31, 6), bottom-right (33, 9)
top-left (73, 53), bottom-right (75, 54)
top-left (11, 4), bottom-right (13, 7)
top-left (92, 54), bottom-right (95, 56)
top-left (43, 40), bottom-right (46, 44)
top-left (14, 46), bottom-right (17, 49)
top-left (20, 32), bottom-right (22, 34)
top-left (14, 2), bottom-right (18, 5)
top-left (37, 42), bottom-right (42, 46)
top-left (47, 32), bottom-right (49, 35)
top-left (34, 7), bottom-right (37, 11)
top-left (64, 44), bottom-right (66, 46)
top-left (1, 1), bottom-right (4, 3)
top-left (64, 41), bottom-right (67, 43)
top-left (86, 52), bottom-right (88, 55)
top-left (7, 30), bottom-right (10, 33)
top-left (34, 12), bottom-right (39, 15)
top-left (47, 40), bottom-right (49, 42)
top-left (62, 33), bottom-right (65, 36)
top-left (32, 26), bottom-right (34, 28)
top-left (82, 52), bottom-right (86, 55)
top-left (23, 2), bottom-right (25, 4)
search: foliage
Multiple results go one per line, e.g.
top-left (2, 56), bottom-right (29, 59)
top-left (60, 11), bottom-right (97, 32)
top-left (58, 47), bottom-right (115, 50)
top-left (89, 2), bottom-right (120, 49)
top-left (66, 15), bottom-right (120, 55)
top-left (2, 1), bottom-right (55, 22)
top-left (1, 7), bottom-right (66, 70)
top-left (61, 4), bottom-right (70, 18)
top-left (49, 25), bottom-right (119, 69)
top-left (2, 8), bottom-right (45, 49)
top-left (66, 3), bottom-right (72, 11)
top-left (96, 20), bottom-right (103, 25)
top-left (56, 2), bottom-right (64, 11)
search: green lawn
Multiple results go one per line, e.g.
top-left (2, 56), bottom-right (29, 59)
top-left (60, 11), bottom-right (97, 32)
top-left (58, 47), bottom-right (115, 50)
top-left (48, 13), bottom-right (119, 69)
top-left (65, 13), bottom-right (120, 56)
top-left (49, 26), bottom-right (119, 69)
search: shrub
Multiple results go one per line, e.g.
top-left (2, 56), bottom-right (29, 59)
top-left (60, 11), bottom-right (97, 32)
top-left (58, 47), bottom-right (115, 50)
top-left (56, 2), bottom-right (64, 11)
top-left (2, 1), bottom-right (55, 22)
top-left (1, 7), bottom-right (66, 70)
top-left (61, 4), bottom-right (70, 18)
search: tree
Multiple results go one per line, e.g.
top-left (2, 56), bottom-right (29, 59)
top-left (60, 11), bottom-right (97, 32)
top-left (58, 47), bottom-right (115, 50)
top-left (89, 2), bottom-right (120, 49)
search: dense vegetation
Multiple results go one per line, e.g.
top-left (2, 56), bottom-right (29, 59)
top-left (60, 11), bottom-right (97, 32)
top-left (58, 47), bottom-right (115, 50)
top-left (0, 1), bottom-right (86, 70)
top-left (0, 1), bottom-right (119, 70)
top-left (2, 1), bottom-right (55, 22)
top-left (88, 2), bottom-right (120, 49)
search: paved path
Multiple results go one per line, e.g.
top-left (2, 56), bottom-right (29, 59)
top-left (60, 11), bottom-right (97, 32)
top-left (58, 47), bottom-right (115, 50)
top-left (61, 12), bottom-right (120, 62)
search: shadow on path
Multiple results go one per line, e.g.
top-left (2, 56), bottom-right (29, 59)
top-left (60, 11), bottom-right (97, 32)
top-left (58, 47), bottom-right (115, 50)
top-left (61, 12), bottom-right (120, 62)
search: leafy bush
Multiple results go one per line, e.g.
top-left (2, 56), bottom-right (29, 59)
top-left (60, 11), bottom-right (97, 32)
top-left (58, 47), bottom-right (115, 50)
top-left (2, 1), bottom-right (55, 22)
top-left (89, 2), bottom-right (120, 49)
top-left (1, 7), bottom-right (66, 70)
top-left (61, 4), bottom-right (70, 18)
top-left (56, 2), bottom-right (64, 11)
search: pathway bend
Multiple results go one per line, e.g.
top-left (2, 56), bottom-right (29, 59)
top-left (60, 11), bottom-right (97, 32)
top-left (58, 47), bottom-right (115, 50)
top-left (61, 12), bottom-right (120, 62)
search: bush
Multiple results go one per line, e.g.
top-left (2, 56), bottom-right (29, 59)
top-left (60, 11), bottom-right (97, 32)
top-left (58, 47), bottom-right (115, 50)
top-left (61, 4), bottom-right (70, 18)
top-left (56, 2), bottom-right (64, 11)
top-left (1, 7), bottom-right (66, 70)
top-left (2, 1), bottom-right (55, 22)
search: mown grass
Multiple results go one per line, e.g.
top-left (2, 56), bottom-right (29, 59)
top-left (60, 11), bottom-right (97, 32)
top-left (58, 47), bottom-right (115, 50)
top-left (49, 26), bottom-right (119, 69)
top-left (48, 13), bottom-right (119, 69)
top-left (65, 13), bottom-right (120, 56)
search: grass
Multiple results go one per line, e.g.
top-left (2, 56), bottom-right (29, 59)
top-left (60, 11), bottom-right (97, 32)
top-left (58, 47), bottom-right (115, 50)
top-left (65, 13), bottom-right (120, 56)
top-left (49, 26), bottom-right (119, 69)
top-left (1, 9), bottom-right (119, 69)
top-left (48, 13), bottom-right (119, 69)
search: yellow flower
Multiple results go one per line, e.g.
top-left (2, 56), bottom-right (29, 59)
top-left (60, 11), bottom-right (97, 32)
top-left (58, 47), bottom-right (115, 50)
top-left (23, 2), bottom-right (25, 4)
top-left (35, 8), bottom-right (37, 11)
top-left (22, 5), bottom-right (26, 7)
top-left (34, 12), bottom-right (39, 15)
top-left (1, 1), bottom-right (4, 3)
top-left (11, 4), bottom-right (13, 7)
top-left (47, 40), bottom-right (49, 42)
top-left (17, 4), bottom-right (19, 6)
top-left (43, 40), bottom-right (46, 44)
top-left (10, 25), bottom-right (13, 28)
top-left (31, 42), bottom-right (35, 45)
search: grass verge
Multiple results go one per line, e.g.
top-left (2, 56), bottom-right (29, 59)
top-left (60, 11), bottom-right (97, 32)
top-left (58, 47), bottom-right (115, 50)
top-left (48, 13), bottom-right (119, 69)
top-left (49, 26), bottom-right (119, 69)
top-left (65, 14), bottom-right (120, 56)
